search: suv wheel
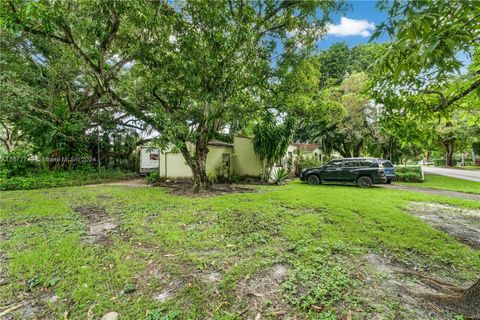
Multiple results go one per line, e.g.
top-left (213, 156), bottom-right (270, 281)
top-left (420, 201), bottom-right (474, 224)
top-left (357, 176), bottom-right (373, 188)
top-left (386, 178), bottom-right (393, 184)
top-left (307, 174), bottom-right (320, 185)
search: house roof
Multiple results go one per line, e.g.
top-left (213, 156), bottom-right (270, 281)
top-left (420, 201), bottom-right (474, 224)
top-left (291, 143), bottom-right (320, 152)
top-left (208, 139), bottom-right (234, 148)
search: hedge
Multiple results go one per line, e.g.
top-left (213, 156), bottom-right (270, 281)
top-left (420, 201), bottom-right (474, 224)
top-left (394, 166), bottom-right (423, 182)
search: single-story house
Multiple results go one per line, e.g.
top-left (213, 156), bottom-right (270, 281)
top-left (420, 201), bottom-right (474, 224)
top-left (140, 137), bottom-right (323, 180)
top-left (156, 136), bottom-right (263, 179)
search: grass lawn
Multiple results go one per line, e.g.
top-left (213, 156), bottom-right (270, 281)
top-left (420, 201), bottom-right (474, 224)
top-left (400, 174), bottom-right (480, 194)
top-left (1, 180), bottom-right (479, 319)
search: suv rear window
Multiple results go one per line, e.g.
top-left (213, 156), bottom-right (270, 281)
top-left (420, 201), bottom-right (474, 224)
top-left (381, 160), bottom-right (393, 167)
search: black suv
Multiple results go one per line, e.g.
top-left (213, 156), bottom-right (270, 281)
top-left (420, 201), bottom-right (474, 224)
top-left (300, 158), bottom-right (387, 188)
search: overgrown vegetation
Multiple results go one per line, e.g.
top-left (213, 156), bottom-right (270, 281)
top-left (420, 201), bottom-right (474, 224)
top-left (0, 169), bottom-right (136, 191)
top-left (1, 182), bottom-right (479, 319)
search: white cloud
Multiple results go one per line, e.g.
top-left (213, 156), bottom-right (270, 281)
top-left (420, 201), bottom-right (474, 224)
top-left (327, 17), bottom-right (375, 37)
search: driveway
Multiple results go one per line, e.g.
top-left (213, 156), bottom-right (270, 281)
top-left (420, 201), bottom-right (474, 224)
top-left (422, 166), bottom-right (480, 182)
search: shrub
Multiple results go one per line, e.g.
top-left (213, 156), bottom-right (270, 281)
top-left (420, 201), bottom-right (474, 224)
top-left (0, 149), bottom-right (41, 178)
top-left (207, 171), bottom-right (217, 183)
top-left (0, 169), bottom-right (137, 191)
top-left (295, 157), bottom-right (322, 176)
top-left (146, 171), bottom-right (160, 184)
top-left (271, 167), bottom-right (289, 185)
top-left (394, 166), bottom-right (423, 182)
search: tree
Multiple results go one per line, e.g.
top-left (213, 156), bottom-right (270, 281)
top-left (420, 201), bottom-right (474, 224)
top-left (0, 1), bottom-right (150, 168)
top-left (372, 0), bottom-right (480, 113)
top-left (109, 0), bottom-right (345, 192)
top-left (253, 113), bottom-right (294, 181)
top-left (371, 0), bottom-right (480, 315)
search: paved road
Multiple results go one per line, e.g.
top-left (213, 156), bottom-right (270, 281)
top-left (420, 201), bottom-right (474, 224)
top-left (422, 166), bottom-right (480, 182)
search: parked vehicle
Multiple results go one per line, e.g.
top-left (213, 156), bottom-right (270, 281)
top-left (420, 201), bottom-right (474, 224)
top-left (419, 159), bottom-right (434, 166)
top-left (300, 158), bottom-right (387, 188)
top-left (380, 159), bottom-right (395, 184)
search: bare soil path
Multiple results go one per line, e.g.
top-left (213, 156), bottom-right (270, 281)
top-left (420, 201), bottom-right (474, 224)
top-left (84, 178), bottom-right (150, 188)
top-left (407, 202), bottom-right (480, 249)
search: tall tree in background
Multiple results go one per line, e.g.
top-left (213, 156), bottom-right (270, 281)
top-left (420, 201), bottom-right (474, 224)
top-left (1, 0), bottom-right (152, 167)
top-left (372, 0), bottom-right (480, 316)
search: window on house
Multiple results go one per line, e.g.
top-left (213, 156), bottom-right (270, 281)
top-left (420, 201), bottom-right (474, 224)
top-left (222, 153), bottom-right (231, 167)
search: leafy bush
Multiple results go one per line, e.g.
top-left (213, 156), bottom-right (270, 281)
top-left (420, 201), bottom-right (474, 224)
top-left (271, 167), bottom-right (289, 185)
top-left (207, 171), bottom-right (217, 183)
top-left (0, 149), bottom-right (42, 178)
top-left (394, 166), bottom-right (423, 182)
top-left (146, 171), bottom-right (160, 184)
top-left (0, 169), bottom-right (137, 191)
top-left (295, 157), bottom-right (322, 176)
top-left (433, 159), bottom-right (445, 166)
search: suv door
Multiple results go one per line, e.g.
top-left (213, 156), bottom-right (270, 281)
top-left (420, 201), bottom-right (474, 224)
top-left (321, 160), bottom-right (343, 181)
top-left (341, 159), bottom-right (360, 181)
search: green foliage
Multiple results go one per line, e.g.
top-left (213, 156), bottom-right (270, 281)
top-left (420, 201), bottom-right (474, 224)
top-left (253, 114), bottom-right (295, 179)
top-left (271, 168), bottom-right (289, 185)
top-left (146, 171), bottom-right (160, 184)
top-left (0, 169), bottom-right (136, 191)
top-left (145, 310), bottom-right (180, 320)
top-left (1, 180), bottom-right (479, 318)
top-left (394, 166), bottom-right (423, 182)
top-left (207, 172), bottom-right (217, 183)
top-left (473, 142), bottom-right (480, 155)
top-left (0, 149), bottom-right (41, 178)
top-left (295, 156), bottom-right (322, 176)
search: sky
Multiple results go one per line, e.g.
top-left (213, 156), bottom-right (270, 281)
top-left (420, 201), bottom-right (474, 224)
top-left (317, 0), bottom-right (389, 49)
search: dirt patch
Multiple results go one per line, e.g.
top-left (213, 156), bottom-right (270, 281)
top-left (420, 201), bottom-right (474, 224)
top-left (152, 279), bottom-right (184, 302)
top-left (236, 264), bottom-right (292, 319)
top-left (382, 184), bottom-right (480, 201)
top-left (84, 178), bottom-right (149, 188)
top-left (356, 253), bottom-right (468, 319)
top-left (407, 202), bottom-right (480, 248)
top-left (1, 291), bottom-right (58, 320)
top-left (73, 205), bottom-right (119, 246)
top-left (155, 181), bottom-right (255, 197)
top-left (133, 261), bottom-right (185, 303)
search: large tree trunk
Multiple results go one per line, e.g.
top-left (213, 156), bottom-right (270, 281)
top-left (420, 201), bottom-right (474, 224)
top-left (353, 140), bottom-right (363, 157)
top-left (442, 138), bottom-right (455, 166)
top-left (0, 121), bottom-right (18, 153)
top-left (180, 133), bottom-right (211, 193)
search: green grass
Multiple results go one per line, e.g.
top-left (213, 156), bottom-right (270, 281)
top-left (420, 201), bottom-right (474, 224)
top-left (0, 169), bottom-right (137, 191)
top-left (0, 180), bottom-right (479, 319)
top-left (400, 174), bottom-right (480, 194)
